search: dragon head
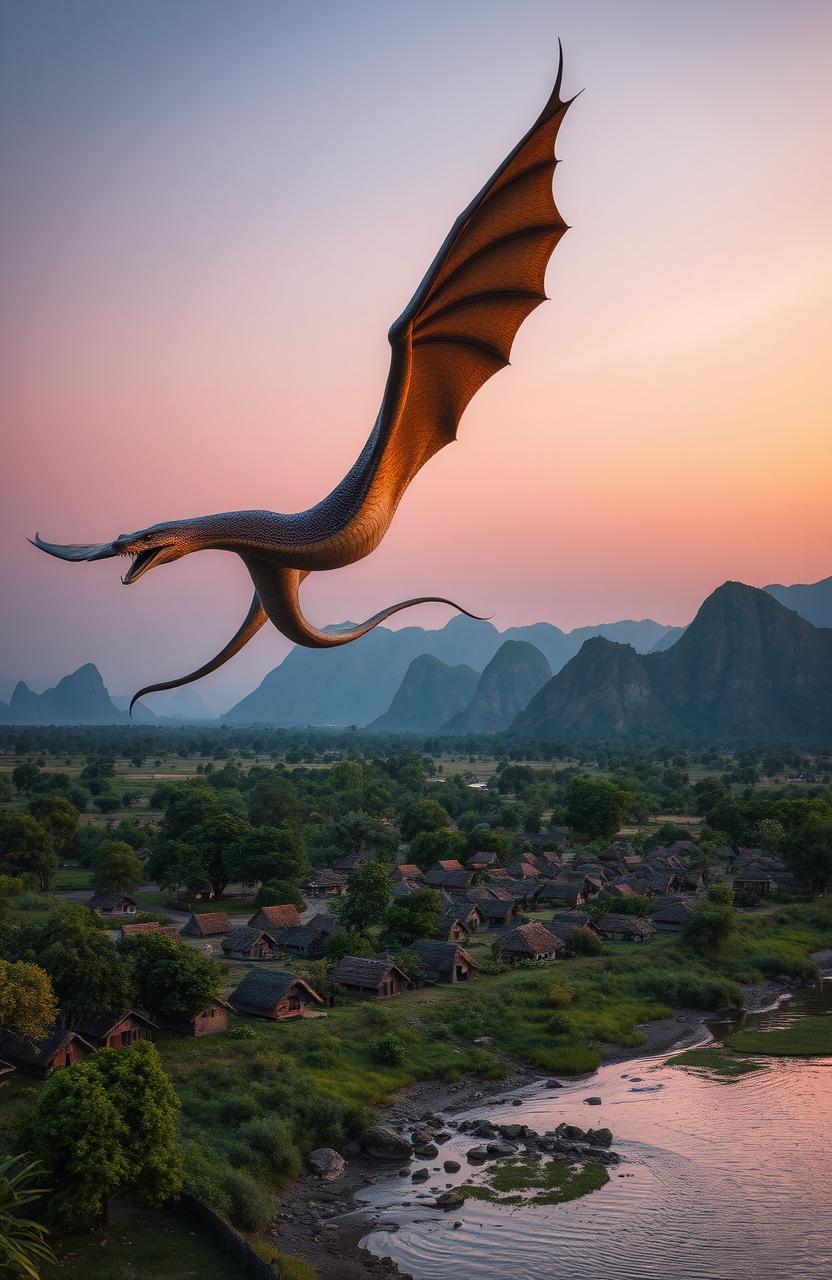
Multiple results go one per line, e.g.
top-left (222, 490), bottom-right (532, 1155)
top-left (31, 521), bottom-right (195, 584)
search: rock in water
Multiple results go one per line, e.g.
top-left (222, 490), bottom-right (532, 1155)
top-left (359, 1125), bottom-right (414, 1160)
top-left (307, 1148), bottom-right (346, 1181)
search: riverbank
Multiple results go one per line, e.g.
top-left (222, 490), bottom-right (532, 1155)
top-left (272, 964), bottom-right (818, 1280)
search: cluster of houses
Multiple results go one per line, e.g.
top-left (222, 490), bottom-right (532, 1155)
top-left (4, 832), bottom-right (797, 1082)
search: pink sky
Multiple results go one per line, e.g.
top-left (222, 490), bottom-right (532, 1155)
top-left (2, 1), bottom-right (830, 708)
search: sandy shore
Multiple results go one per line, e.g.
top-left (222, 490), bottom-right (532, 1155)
top-left (271, 970), bottom-right (818, 1279)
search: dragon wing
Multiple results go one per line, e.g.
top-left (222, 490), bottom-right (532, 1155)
top-left (295, 44), bottom-right (577, 566)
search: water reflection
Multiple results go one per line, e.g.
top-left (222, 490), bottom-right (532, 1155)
top-left (358, 982), bottom-right (832, 1280)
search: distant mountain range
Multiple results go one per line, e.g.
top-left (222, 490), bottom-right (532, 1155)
top-left (513, 582), bottom-right (832, 741)
top-left (2, 576), bottom-right (828, 737)
top-left (222, 614), bottom-right (675, 726)
top-left (0, 664), bottom-right (132, 726)
top-left (442, 641), bottom-right (552, 735)
top-left (765, 575), bottom-right (832, 629)
top-left (368, 655), bottom-right (480, 732)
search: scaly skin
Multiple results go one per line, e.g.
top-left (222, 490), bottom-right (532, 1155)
top-left (32, 47), bottom-right (576, 712)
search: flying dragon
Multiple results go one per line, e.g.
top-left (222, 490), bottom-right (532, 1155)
top-left (32, 46), bottom-right (577, 714)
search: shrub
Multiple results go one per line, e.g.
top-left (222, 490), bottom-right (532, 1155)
top-left (226, 1021), bottom-right (257, 1040)
top-left (219, 1166), bottom-right (273, 1231)
top-left (566, 927), bottom-right (604, 956)
top-left (548, 985), bottom-right (573, 1008)
top-left (371, 1032), bottom-right (406, 1066)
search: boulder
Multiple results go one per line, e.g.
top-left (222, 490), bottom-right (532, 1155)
top-left (585, 1128), bottom-right (613, 1148)
top-left (414, 1143), bottom-right (439, 1159)
top-left (434, 1189), bottom-right (467, 1210)
top-left (486, 1139), bottom-right (517, 1156)
top-left (466, 1147), bottom-right (489, 1163)
top-left (584, 1097), bottom-right (603, 1106)
top-left (499, 1124), bottom-right (524, 1140)
top-left (443, 1159), bottom-right (461, 1173)
top-left (411, 1168), bottom-right (430, 1182)
top-left (307, 1148), bottom-right (346, 1181)
top-left (556, 1123), bottom-right (585, 1142)
top-left (359, 1125), bottom-right (414, 1161)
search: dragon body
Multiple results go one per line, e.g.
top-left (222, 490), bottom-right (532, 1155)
top-left (33, 47), bottom-right (577, 712)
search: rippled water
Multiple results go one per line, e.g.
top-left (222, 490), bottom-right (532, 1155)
top-left (357, 983), bottom-right (832, 1280)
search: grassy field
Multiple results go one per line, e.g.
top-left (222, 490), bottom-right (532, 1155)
top-left (1, 897), bottom-right (829, 1269)
top-left (668, 1045), bottom-right (764, 1080)
top-left (726, 1015), bottom-right (832, 1057)
top-left (45, 1204), bottom-right (246, 1280)
top-left (462, 1154), bottom-right (610, 1206)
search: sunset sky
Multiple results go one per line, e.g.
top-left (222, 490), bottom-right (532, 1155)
top-left (2, 0), bottom-right (830, 709)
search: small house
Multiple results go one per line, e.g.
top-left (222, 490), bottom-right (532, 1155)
top-left (332, 852), bottom-right (371, 873)
top-left (120, 921), bottom-right (182, 942)
top-left (549, 909), bottom-right (597, 936)
top-left (473, 896), bottom-right (526, 928)
top-left (221, 926), bottom-right (275, 961)
top-left (73, 1009), bottom-right (156, 1050)
top-left (505, 857), bottom-right (540, 880)
top-left (183, 911), bottom-right (232, 938)
top-left (467, 850), bottom-right (498, 871)
top-left (412, 940), bottom-right (479, 985)
top-left (422, 867), bottom-right (475, 891)
top-left (595, 914), bottom-right (657, 943)
top-left (330, 956), bottom-right (410, 999)
top-left (499, 922), bottom-right (565, 964)
top-left (301, 869), bottom-right (347, 896)
top-left (230, 970), bottom-right (326, 1020)
top-left (434, 914), bottom-right (470, 943)
top-left (247, 904), bottom-right (302, 934)
top-left (390, 864), bottom-right (423, 883)
top-left (651, 899), bottom-right (695, 932)
top-left (535, 880), bottom-right (587, 908)
top-left (154, 997), bottom-right (233, 1037)
top-left (733, 868), bottom-right (777, 896)
top-left (87, 891), bottom-right (137, 916)
top-left (278, 923), bottom-right (332, 959)
top-left (0, 1027), bottom-right (95, 1076)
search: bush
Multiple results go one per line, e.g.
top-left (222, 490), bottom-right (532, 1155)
top-left (566, 927), bottom-right (604, 956)
top-left (226, 1021), bottom-right (256, 1040)
top-left (219, 1166), bottom-right (273, 1231)
top-left (548, 985), bottom-right (573, 1008)
top-left (371, 1032), bottom-right (406, 1066)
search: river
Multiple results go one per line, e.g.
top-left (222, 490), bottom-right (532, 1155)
top-left (357, 982), bottom-right (832, 1280)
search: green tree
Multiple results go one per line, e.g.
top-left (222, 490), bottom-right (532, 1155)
top-left (408, 827), bottom-right (468, 870)
top-left (38, 920), bottom-right (133, 1020)
top-left (381, 888), bottom-right (443, 947)
top-left (565, 777), bottom-right (632, 841)
top-left (254, 879), bottom-right (306, 910)
top-left (24, 1043), bottom-right (182, 1225)
top-left (229, 826), bottom-right (307, 887)
top-left (338, 861), bottom-right (392, 935)
top-left (0, 961), bottom-right (57, 1041)
top-left (11, 762), bottom-right (40, 795)
top-left (750, 817), bottom-right (786, 853)
top-left (26, 795), bottom-right (80, 858)
top-left (0, 814), bottom-right (57, 891)
top-left (399, 799), bottom-right (451, 843)
top-left (324, 929), bottom-right (375, 962)
top-left (782, 810), bottom-right (832, 896)
top-left (0, 1155), bottom-right (56, 1280)
top-left (248, 778), bottom-right (300, 829)
top-left (122, 934), bottom-right (221, 1017)
top-left (92, 841), bottom-right (144, 894)
top-left (157, 785), bottom-right (220, 845)
top-left (683, 895), bottom-right (735, 951)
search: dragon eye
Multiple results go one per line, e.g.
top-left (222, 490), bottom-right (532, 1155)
top-left (143, 533), bottom-right (153, 542)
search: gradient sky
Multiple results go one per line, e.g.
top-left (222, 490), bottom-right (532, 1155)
top-left (2, 0), bottom-right (830, 709)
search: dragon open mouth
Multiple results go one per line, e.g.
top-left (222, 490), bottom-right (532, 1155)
top-left (121, 545), bottom-right (170, 584)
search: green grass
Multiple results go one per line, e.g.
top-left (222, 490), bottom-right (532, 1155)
top-left (669, 1046), bottom-right (763, 1080)
top-left (52, 866), bottom-right (93, 890)
top-left (726, 1015), bottom-right (832, 1057)
top-left (462, 1155), bottom-right (609, 1205)
top-left (46, 1204), bottom-right (247, 1280)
